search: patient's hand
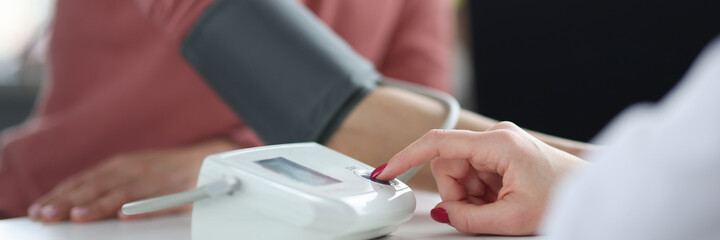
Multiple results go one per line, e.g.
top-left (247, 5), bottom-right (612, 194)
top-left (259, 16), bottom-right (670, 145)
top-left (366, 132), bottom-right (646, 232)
top-left (27, 138), bottom-right (239, 223)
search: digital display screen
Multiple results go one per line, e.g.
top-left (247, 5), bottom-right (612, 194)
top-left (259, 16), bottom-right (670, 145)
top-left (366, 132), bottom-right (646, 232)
top-left (255, 157), bottom-right (341, 186)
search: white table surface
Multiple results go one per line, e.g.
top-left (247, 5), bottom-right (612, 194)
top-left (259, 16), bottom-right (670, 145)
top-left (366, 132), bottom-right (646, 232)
top-left (0, 191), bottom-right (542, 240)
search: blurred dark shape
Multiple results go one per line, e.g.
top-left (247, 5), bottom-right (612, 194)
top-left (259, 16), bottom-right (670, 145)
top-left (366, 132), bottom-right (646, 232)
top-left (0, 50), bottom-right (43, 132)
top-left (0, 27), bottom-right (47, 132)
top-left (468, 0), bottom-right (720, 141)
top-left (0, 87), bottom-right (36, 131)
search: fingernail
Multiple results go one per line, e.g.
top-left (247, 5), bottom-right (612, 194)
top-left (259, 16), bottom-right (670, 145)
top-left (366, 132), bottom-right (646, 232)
top-left (71, 207), bottom-right (89, 220)
top-left (430, 207), bottom-right (450, 224)
top-left (117, 210), bottom-right (129, 221)
top-left (40, 205), bottom-right (59, 220)
top-left (370, 163), bottom-right (387, 179)
top-left (28, 204), bottom-right (41, 219)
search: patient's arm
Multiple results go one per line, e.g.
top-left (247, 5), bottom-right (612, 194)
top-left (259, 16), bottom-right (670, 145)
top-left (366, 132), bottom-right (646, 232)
top-left (457, 110), bottom-right (597, 157)
top-left (325, 86), bottom-right (595, 191)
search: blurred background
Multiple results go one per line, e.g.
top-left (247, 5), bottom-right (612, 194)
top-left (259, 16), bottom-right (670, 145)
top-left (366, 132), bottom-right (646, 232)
top-left (0, 0), bottom-right (54, 131)
top-left (1, 0), bottom-right (719, 142)
top-left (467, 0), bottom-right (720, 142)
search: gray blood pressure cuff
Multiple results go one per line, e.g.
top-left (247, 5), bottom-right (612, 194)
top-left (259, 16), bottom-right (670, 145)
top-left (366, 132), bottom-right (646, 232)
top-left (182, 0), bottom-right (380, 144)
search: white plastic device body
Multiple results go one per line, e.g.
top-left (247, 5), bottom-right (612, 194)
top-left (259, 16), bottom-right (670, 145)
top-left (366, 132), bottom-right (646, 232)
top-left (191, 142), bottom-right (415, 240)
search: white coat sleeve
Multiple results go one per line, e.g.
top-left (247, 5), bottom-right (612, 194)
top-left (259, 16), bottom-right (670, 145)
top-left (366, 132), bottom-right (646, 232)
top-left (541, 37), bottom-right (720, 240)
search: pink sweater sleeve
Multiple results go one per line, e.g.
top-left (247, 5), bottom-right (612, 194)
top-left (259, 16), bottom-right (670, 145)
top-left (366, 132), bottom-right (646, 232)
top-left (136, 0), bottom-right (454, 94)
top-left (131, 0), bottom-right (454, 148)
top-left (132, 0), bottom-right (269, 147)
top-left (378, 0), bottom-right (455, 93)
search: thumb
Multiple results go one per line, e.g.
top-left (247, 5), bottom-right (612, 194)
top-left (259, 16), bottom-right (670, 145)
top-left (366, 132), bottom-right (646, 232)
top-left (435, 200), bottom-right (527, 235)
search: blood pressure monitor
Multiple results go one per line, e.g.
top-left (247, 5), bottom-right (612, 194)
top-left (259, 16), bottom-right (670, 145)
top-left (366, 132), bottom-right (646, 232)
top-left (122, 143), bottom-right (415, 240)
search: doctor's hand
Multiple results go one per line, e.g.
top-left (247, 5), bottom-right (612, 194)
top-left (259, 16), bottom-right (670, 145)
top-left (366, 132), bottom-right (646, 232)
top-left (373, 122), bottom-right (587, 235)
top-left (27, 138), bottom-right (240, 223)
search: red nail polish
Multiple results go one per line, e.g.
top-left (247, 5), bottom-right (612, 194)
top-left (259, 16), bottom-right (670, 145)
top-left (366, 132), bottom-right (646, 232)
top-left (430, 207), bottom-right (450, 224)
top-left (370, 163), bottom-right (387, 179)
